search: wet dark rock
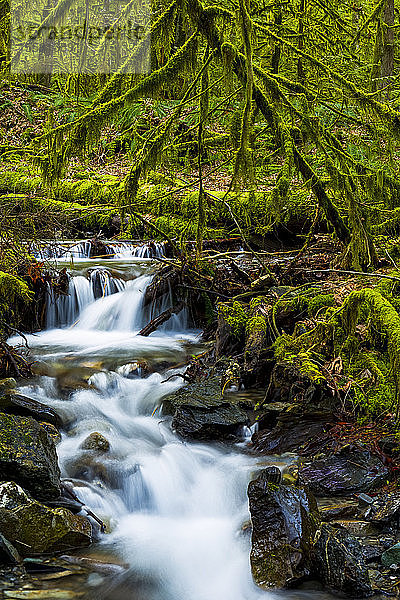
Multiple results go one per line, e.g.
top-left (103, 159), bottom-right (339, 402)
top-left (313, 523), bottom-right (372, 597)
top-left (252, 416), bottom-right (327, 455)
top-left (0, 392), bottom-right (61, 427)
top-left (0, 532), bottom-right (20, 564)
top-left (163, 377), bottom-right (249, 441)
top-left (256, 466), bottom-right (282, 485)
top-left (248, 475), bottom-right (319, 588)
top-left (45, 497), bottom-right (83, 514)
top-left (255, 402), bottom-right (292, 430)
top-left (298, 450), bottom-right (388, 497)
top-left (0, 482), bottom-right (92, 556)
top-left (371, 492), bottom-right (400, 525)
top-left (318, 499), bottom-right (359, 521)
top-left (252, 364), bottom-right (336, 454)
top-left (80, 432), bottom-right (110, 453)
top-left (0, 413), bottom-right (60, 500)
top-left (381, 542), bottom-right (400, 566)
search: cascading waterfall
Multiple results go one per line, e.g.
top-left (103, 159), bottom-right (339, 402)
top-left (10, 253), bottom-right (316, 600)
top-left (46, 269), bottom-right (127, 329)
top-left (32, 240), bottom-right (166, 260)
top-left (46, 275), bottom-right (95, 329)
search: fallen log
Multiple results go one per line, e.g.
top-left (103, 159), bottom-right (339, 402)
top-left (138, 302), bottom-right (184, 336)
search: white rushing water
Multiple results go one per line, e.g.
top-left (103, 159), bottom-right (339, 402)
top-left (10, 256), bottom-right (322, 600)
top-left (32, 240), bottom-right (166, 261)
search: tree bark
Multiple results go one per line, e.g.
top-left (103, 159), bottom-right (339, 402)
top-left (379, 0), bottom-right (394, 96)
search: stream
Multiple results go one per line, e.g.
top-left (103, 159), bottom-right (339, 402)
top-left (10, 243), bottom-right (329, 600)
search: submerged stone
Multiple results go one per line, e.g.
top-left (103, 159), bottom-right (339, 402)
top-left (0, 482), bottom-right (92, 556)
top-left (80, 432), bottom-right (110, 453)
top-left (248, 474), bottom-right (319, 588)
top-left (0, 413), bottom-right (60, 500)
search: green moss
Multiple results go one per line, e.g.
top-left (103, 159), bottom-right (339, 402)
top-left (308, 294), bottom-right (336, 317)
top-left (246, 315), bottom-right (267, 336)
top-left (219, 301), bottom-right (248, 338)
top-left (0, 271), bottom-right (32, 323)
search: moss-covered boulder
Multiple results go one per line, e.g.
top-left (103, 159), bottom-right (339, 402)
top-left (162, 377), bottom-right (248, 440)
top-left (0, 392), bottom-right (61, 427)
top-left (0, 482), bottom-right (92, 556)
top-left (0, 413), bottom-right (60, 500)
top-left (248, 473), bottom-right (319, 589)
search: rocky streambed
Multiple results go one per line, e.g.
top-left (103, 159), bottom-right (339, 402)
top-left (1, 243), bottom-right (400, 600)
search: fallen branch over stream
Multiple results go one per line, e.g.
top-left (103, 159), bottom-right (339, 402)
top-left (138, 301), bottom-right (185, 336)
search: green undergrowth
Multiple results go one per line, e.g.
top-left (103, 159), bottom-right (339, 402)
top-left (219, 281), bottom-right (400, 421)
top-left (274, 280), bottom-right (400, 420)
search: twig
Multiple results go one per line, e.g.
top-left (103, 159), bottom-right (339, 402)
top-left (296, 268), bottom-right (400, 282)
top-left (61, 482), bottom-right (106, 533)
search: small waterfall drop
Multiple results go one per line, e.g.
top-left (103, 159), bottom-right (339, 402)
top-left (46, 270), bottom-right (128, 329)
top-left (46, 275), bottom-right (94, 328)
top-left (32, 240), bottom-right (166, 260)
top-left (77, 275), bottom-right (152, 332)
